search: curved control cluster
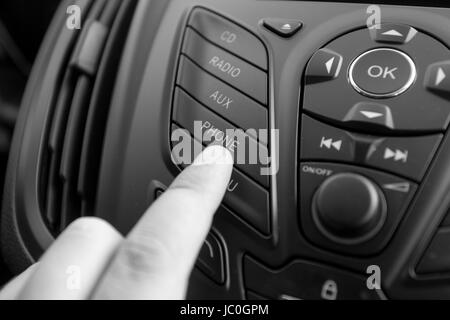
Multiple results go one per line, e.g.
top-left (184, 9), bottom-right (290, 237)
top-left (300, 24), bottom-right (449, 259)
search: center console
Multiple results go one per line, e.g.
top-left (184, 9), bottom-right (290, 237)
top-left (4, 0), bottom-right (450, 299)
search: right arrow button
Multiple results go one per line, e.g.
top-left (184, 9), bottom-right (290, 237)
top-left (425, 61), bottom-right (450, 94)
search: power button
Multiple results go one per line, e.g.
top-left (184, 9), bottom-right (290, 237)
top-left (349, 48), bottom-right (416, 98)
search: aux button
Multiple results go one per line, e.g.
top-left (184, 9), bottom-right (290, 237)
top-left (349, 48), bottom-right (416, 98)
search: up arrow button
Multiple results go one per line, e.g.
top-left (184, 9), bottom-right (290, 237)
top-left (360, 111), bottom-right (384, 119)
top-left (370, 23), bottom-right (418, 44)
top-left (381, 29), bottom-right (403, 37)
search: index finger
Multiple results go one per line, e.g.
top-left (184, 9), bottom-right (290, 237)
top-left (92, 145), bottom-right (233, 299)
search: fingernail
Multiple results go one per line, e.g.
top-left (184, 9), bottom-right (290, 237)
top-left (193, 145), bottom-right (234, 166)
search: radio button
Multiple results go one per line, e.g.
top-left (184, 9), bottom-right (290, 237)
top-left (177, 57), bottom-right (268, 144)
top-left (182, 28), bottom-right (267, 105)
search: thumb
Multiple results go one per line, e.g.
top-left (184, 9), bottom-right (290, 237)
top-left (92, 145), bottom-right (233, 299)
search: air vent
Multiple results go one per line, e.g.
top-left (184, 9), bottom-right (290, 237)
top-left (39, 0), bottom-right (137, 235)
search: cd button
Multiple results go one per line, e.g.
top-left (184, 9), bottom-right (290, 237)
top-left (188, 8), bottom-right (268, 70)
top-left (182, 28), bottom-right (267, 105)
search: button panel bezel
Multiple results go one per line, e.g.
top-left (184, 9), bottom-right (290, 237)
top-left (171, 6), bottom-right (272, 237)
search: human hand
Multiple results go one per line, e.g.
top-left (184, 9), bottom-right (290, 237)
top-left (0, 145), bottom-right (233, 300)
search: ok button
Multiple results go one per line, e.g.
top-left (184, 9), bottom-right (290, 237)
top-left (349, 48), bottom-right (416, 98)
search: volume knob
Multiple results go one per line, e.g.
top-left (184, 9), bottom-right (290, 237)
top-left (312, 173), bottom-right (387, 245)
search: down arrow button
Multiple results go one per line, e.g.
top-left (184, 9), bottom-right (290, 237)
top-left (344, 102), bottom-right (395, 131)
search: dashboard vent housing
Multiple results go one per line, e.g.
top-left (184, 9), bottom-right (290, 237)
top-left (39, 0), bottom-right (137, 235)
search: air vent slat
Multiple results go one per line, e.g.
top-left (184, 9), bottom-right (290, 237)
top-left (44, 73), bottom-right (75, 229)
top-left (99, 0), bottom-right (122, 26)
top-left (44, 67), bottom-right (80, 230)
top-left (78, 0), bottom-right (137, 210)
top-left (60, 178), bottom-right (81, 229)
top-left (45, 157), bottom-right (62, 229)
top-left (71, 22), bottom-right (109, 76)
top-left (69, 0), bottom-right (108, 69)
top-left (39, 0), bottom-right (99, 232)
top-left (60, 76), bottom-right (94, 227)
top-left (60, 76), bottom-right (93, 180)
top-left (39, 0), bottom-right (138, 234)
top-left (48, 72), bottom-right (77, 151)
top-left (43, 0), bottom-right (106, 227)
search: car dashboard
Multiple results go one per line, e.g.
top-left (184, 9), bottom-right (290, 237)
top-left (2, 0), bottom-right (450, 300)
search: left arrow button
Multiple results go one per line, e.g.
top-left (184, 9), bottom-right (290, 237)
top-left (305, 48), bottom-right (344, 84)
